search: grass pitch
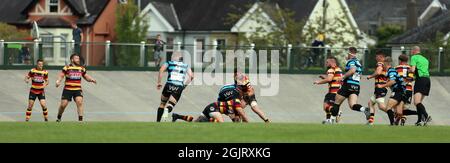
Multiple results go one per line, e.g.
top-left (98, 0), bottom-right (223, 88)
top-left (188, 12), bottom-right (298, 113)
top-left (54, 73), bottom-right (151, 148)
top-left (1, 122), bottom-right (450, 143)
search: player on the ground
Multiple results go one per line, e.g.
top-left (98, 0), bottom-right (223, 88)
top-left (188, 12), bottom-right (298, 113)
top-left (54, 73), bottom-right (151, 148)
top-left (314, 56), bottom-right (342, 124)
top-left (24, 59), bottom-right (49, 122)
top-left (395, 54), bottom-right (418, 125)
top-left (233, 71), bottom-right (270, 123)
top-left (329, 47), bottom-right (370, 124)
top-left (366, 50), bottom-right (387, 125)
top-left (409, 46), bottom-right (432, 126)
top-left (156, 51), bottom-right (194, 122)
top-left (55, 54), bottom-right (97, 122)
top-left (376, 57), bottom-right (405, 125)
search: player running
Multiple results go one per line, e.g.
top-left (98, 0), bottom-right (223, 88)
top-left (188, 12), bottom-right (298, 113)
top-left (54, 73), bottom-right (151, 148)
top-left (409, 46), bottom-right (432, 126)
top-left (313, 56), bottom-right (342, 124)
top-left (377, 57), bottom-right (405, 125)
top-left (365, 50), bottom-right (387, 125)
top-left (395, 54), bottom-right (418, 125)
top-left (24, 59), bottom-right (49, 122)
top-left (329, 47), bottom-right (370, 124)
top-left (156, 52), bottom-right (194, 122)
top-left (233, 71), bottom-right (270, 123)
top-left (55, 54), bottom-right (97, 122)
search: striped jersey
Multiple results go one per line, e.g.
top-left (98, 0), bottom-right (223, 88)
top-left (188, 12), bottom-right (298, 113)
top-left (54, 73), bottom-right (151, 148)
top-left (344, 58), bottom-right (363, 85)
top-left (28, 68), bottom-right (48, 94)
top-left (374, 62), bottom-right (387, 86)
top-left (164, 61), bottom-right (189, 86)
top-left (326, 66), bottom-right (343, 94)
top-left (386, 67), bottom-right (405, 92)
top-left (62, 64), bottom-right (87, 91)
top-left (214, 99), bottom-right (242, 115)
top-left (395, 64), bottom-right (414, 91)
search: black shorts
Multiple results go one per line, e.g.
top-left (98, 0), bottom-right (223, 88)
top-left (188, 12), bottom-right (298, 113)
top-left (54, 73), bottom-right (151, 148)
top-left (414, 77), bottom-right (431, 96)
top-left (337, 83), bottom-right (360, 98)
top-left (323, 93), bottom-right (336, 104)
top-left (29, 92), bottom-right (45, 101)
top-left (162, 83), bottom-right (184, 101)
top-left (243, 94), bottom-right (257, 105)
top-left (61, 90), bottom-right (83, 101)
top-left (374, 87), bottom-right (388, 98)
top-left (390, 89), bottom-right (405, 103)
top-left (404, 90), bottom-right (413, 104)
top-left (202, 103), bottom-right (219, 119)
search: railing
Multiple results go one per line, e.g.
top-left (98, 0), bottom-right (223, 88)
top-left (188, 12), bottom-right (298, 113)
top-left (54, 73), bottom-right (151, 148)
top-left (0, 40), bottom-right (448, 75)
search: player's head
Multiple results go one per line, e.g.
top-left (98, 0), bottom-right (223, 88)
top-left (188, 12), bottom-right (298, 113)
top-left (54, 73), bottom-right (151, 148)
top-left (384, 56), bottom-right (392, 68)
top-left (347, 47), bottom-right (357, 60)
top-left (399, 54), bottom-right (409, 64)
top-left (235, 72), bottom-right (250, 87)
top-left (70, 53), bottom-right (81, 66)
top-left (375, 50), bottom-right (385, 62)
top-left (326, 56), bottom-right (337, 68)
top-left (36, 59), bottom-right (44, 70)
top-left (411, 46), bottom-right (421, 55)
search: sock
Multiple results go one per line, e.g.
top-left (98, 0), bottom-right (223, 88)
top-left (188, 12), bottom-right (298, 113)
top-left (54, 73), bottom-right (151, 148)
top-left (369, 113), bottom-right (375, 122)
top-left (351, 104), bottom-right (364, 112)
top-left (387, 110), bottom-right (395, 125)
top-left (403, 109), bottom-right (417, 116)
top-left (167, 102), bottom-right (175, 113)
top-left (416, 103), bottom-right (428, 121)
top-left (42, 107), bottom-right (48, 120)
top-left (181, 115), bottom-right (194, 122)
top-left (156, 107), bottom-right (164, 122)
top-left (78, 116), bottom-right (83, 121)
top-left (57, 114), bottom-right (62, 120)
top-left (330, 104), bottom-right (340, 116)
top-left (325, 105), bottom-right (332, 119)
top-left (26, 108), bottom-right (32, 121)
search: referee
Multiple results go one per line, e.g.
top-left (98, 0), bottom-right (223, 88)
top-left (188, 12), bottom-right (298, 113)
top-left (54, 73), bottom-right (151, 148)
top-left (410, 46), bottom-right (432, 126)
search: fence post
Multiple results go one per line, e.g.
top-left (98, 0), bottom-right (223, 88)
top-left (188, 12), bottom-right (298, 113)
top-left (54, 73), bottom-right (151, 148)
top-left (287, 44), bottom-right (292, 71)
top-left (439, 47), bottom-right (444, 73)
top-left (33, 39), bottom-right (40, 65)
top-left (0, 40), bottom-right (4, 65)
top-left (401, 46), bottom-right (406, 55)
top-left (140, 41), bottom-right (146, 67)
top-left (364, 46), bottom-right (369, 73)
top-left (105, 40), bottom-right (111, 66)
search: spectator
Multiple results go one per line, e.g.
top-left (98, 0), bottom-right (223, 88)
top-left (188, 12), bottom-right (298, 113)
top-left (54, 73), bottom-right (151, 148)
top-left (20, 44), bottom-right (31, 65)
top-left (71, 22), bottom-right (83, 55)
top-left (154, 34), bottom-right (166, 68)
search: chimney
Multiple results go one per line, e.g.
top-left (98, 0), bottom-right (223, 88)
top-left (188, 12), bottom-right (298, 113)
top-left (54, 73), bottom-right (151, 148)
top-left (407, 0), bottom-right (418, 30)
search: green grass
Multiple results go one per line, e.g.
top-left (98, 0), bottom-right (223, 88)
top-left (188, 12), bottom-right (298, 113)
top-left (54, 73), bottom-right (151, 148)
top-left (1, 122), bottom-right (450, 143)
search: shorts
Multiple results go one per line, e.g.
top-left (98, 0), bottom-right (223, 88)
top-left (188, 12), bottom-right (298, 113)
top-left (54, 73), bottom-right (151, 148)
top-left (374, 87), bottom-right (388, 98)
top-left (202, 103), bottom-right (219, 119)
top-left (154, 51), bottom-right (163, 60)
top-left (414, 77), bottom-right (431, 96)
top-left (323, 93), bottom-right (336, 104)
top-left (243, 94), bottom-right (257, 106)
top-left (61, 90), bottom-right (83, 101)
top-left (202, 99), bottom-right (242, 119)
top-left (162, 83), bottom-right (184, 101)
top-left (390, 89), bottom-right (405, 103)
top-left (337, 83), bottom-right (360, 98)
top-left (29, 92), bottom-right (45, 101)
top-left (403, 90), bottom-right (413, 104)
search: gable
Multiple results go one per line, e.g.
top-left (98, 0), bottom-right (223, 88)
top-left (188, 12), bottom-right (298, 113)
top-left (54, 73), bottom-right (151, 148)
top-left (231, 3), bottom-right (277, 33)
top-left (141, 2), bottom-right (175, 32)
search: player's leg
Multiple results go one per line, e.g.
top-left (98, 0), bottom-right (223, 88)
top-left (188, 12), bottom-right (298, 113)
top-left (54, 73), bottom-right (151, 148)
top-left (172, 113), bottom-right (194, 122)
top-left (209, 112), bottom-right (224, 123)
top-left (157, 95), bottom-right (169, 122)
top-left (39, 98), bottom-right (48, 121)
top-left (414, 92), bottom-right (430, 125)
top-left (348, 94), bottom-right (370, 120)
top-left (26, 99), bottom-right (35, 122)
top-left (394, 101), bottom-right (404, 126)
top-left (74, 96), bottom-right (84, 121)
top-left (56, 99), bottom-right (69, 122)
top-left (368, 96), bottom-right (376, 124)
top-left (385, 99), bottom-right (398, 125)
top-left (329, 93), bottom-right (345, 123)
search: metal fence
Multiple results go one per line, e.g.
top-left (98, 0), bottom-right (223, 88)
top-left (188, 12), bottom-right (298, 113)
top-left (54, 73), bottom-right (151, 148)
top-left (0, 40), bottom-right (447, 75)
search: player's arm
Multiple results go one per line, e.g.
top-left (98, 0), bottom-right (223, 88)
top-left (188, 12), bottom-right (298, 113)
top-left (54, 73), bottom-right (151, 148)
top-left (367, 65), bottom-right (383, 79)
top-left (235, 108), bottom-right (249, 123)
top-left (378, 80), bottom-right (395, 88)
top-left (24, 72), bottom-right (31, 83)
top-left (157, 63), bottom-right (168, 90)
top-left (342, 67), bottom-right (356, 81)
top-left (83, 74), bottom-right (97, 84)
top-left (55, 71), bottom-right (65, 88)
top-left (184, 68), bottom-right (194, 87)
top-left (44, 73), bottom-right (49, 86)
top-left (250, 105), bottom-right (269, 123)
top-left (314, 73), bottom-right (333, 85)
top-left (409, 56), bottom-right (417, 74)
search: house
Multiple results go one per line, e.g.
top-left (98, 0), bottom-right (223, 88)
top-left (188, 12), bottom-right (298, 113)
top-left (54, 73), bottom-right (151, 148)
top-left (0, 0), bottom-right (119, 66)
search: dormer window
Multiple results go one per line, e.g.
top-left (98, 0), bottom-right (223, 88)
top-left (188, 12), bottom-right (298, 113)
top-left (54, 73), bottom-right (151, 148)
top-left (48, 0), bottom-right (59, 13)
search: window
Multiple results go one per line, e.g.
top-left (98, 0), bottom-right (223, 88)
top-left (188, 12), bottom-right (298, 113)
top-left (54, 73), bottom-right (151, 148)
top-left (60, 34), bottom-right (68, 58)
top-left (41, 35), bottom-right (54, 59)
top-left (49, 0), bottom-right (59, 13)
top-left (166, 37), bottom-right (174, 50)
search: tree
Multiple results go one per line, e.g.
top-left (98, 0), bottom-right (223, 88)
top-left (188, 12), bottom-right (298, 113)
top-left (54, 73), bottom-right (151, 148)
top-left (114, 2), bottom-right (149, 66)
top-left (0, 23), bottom-right (28, 41)
top-left (375, 24), bottom-right (404, 48)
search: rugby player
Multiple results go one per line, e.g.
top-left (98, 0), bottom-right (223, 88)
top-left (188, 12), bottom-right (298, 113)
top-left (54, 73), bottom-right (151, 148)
top-left (395, 54), bottom-right (418, 125)
top-left (376, 57), bottom-right (404, 125)
top-left (24, 59), bottom-right (49, 122)
top-left (56, 54), bottom-right (97, 122)
top-left (329, 47), bottom-right (370, 124)
top-left (365, 50), bottom-right (387, 125)
top-left (313, 56), bottom-right (342, 124)
top-left (156, 52), bottom-right (194, 122)
top-left (409, 46), bottom-right (432, 126)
